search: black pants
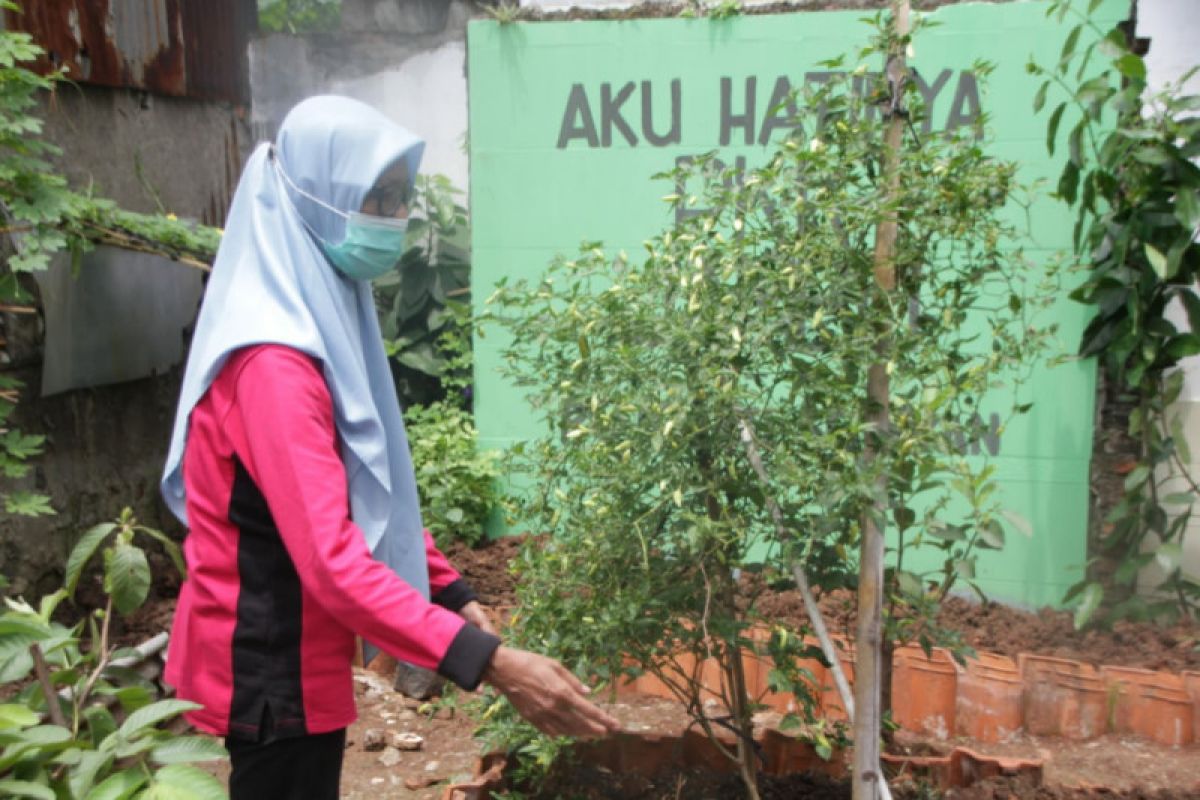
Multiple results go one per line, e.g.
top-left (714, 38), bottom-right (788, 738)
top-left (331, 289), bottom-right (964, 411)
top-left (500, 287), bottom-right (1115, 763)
top-left (225, 727), bottom-right (346, 800)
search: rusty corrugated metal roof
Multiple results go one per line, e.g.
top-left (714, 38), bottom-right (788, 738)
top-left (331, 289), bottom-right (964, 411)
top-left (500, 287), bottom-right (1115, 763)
top-left (6, 0), bottom-right (255, 104)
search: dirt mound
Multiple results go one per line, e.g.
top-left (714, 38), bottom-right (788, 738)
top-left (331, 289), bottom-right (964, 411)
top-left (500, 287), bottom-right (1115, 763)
top-left (751, 580), bottom-right (1200, 672)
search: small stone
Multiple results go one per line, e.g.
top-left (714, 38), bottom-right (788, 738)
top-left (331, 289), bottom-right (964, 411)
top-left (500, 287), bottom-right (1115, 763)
top-left (370, 777), bottom-right (385, 785)
top-left (399, 709), bottom-right (417, 721)
top-left (389, 731), bottom-right (424, 751)
top-left (394, 659), bottom-right (447, 700)
top-left (362, 728), bottom-right (386, 752)
top-left (424, 760), bottom-right (441, 773)
top-left (404, 775), bottom-right (441, 790)
top-left (378, 747), bottom-right (402, 767)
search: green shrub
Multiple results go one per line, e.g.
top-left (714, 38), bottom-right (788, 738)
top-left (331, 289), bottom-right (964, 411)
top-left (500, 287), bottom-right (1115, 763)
top-left (0, 509), bottom-right (228, 799)
top-left (406, 401), bottom-right (504, 550)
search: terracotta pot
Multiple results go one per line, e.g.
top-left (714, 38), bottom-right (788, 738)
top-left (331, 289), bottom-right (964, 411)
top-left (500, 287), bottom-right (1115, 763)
top-left (1101, 665), bottom-right (1194, 747)
top-left (440, 753), bottom-right (507, 800)
top-left (949, 746), bottom-right (1044, 788)
top-left (682, 726), bottom-right (740, 774)
top-left (628, 732), bottom-right (688, 776)
top-left (955, 653), bottom-right (1023, 743)
top-left (760, 727), bottom-right (842, 777)
top-left (1183, 671), bottom-right (1200, 744)
top-left (1019, 654), bottom-right (1106, 739)
top-left (891, 646), bottom-right (957, 739)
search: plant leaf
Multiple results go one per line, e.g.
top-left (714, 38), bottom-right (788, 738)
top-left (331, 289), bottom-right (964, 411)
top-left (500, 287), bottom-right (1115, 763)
top-left (1000, 509), bottom-right (1033, 538)
top-left (116, 699), bottom-right (201, 741)
top-left (140, 764), bottom-right (227, 800)
top-left (1073, 582), bottom-right (1103, 629)
top-left (85, 768), bottom-right (147, 800)
top-left (0, 780), bottom-right (55, 800)
top-left (1155, 542), bottom-right (1183, 574)
top-left (1047, 103), bottom-right (1066, 156)
top-left (1145, 244), bottom-right (1169, 279)
top-left (1114, 53), bottom-right (1146, 81)
top-left (150, 736), bottom-right (229, 765)
top-left (103, 541), bottom-right (150, 615)
top-left (65, 523), bottom-right (115, 596)
top-left (0, 704), bottom-right (39, 730)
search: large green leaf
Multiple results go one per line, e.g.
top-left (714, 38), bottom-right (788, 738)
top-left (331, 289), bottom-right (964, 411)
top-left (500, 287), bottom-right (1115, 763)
top-left (0, 725), bottom-right (72, 772)
top-left (102, 541), bottom-right (150, 615)
top-left (1165, 334), bottom-right (1200, 360)
top-left (0, 779), bottom-right (55, 799)
top-left (65, 524), bottom-right (116, 596)
top-left (85, 768), bottom-right (147, 800)
top-left (149, 736), bottom-right (228, 765)
top-left (115, 700), bottom-right (201, 741)
top-left (69, 749), bottom-right (114, 799)
top-left (0, 704), bottom-right (39, 730)
top-left (139, 765), bottom-right (227, 800)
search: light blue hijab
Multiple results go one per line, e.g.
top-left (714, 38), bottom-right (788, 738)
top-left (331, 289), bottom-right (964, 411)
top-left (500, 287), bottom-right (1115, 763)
top-left (162, 97), bottom-right (430, 640)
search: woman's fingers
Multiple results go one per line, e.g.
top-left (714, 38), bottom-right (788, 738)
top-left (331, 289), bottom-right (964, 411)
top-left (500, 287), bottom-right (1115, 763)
top-left (485, 646), bottom-right (622, 739)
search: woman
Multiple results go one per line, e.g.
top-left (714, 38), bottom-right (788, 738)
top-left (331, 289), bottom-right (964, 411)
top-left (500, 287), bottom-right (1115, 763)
top-left (161, 96), bottom-right (618, 799)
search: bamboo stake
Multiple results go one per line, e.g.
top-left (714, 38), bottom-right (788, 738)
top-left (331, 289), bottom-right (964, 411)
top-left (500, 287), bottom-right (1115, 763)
top-left (855, 3), bottom-right (909, 799)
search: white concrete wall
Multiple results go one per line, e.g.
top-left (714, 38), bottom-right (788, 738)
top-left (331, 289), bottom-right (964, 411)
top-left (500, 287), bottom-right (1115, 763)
top-left (326, 42), bottom-right (469, 191)
top-left (1138, 0), bottom-right (1200, 591)
top-left (249, 1), bottom-right (474, 193)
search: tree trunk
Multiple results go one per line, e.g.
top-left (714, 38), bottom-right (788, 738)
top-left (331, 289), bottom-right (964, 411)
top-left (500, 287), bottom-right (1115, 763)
top-left (854, 3), bottom-right (909, 799)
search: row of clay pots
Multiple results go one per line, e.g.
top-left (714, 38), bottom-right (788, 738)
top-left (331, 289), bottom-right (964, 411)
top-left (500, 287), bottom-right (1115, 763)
top-left (616, 634), bottom-right (1200, 747)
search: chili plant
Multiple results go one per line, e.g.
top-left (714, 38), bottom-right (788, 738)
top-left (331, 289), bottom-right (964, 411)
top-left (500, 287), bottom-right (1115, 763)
top-left (484, 18), bottom-right (1051, 795)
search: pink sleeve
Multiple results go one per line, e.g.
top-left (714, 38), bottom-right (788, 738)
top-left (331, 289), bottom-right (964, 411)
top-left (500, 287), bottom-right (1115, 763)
top-left (424, 529), bottom-right (462, 596)
top-left (229, 346), bottom-right (497, 685)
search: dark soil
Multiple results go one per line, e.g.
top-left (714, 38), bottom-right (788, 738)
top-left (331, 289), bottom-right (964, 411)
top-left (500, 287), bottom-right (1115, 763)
top-left (521, 767), bottom-right (1200, 800)
top-left (943, 777), bottom-right (1200, 800)
top-left (751, 583), bottom-right (1200, 672)
top-left (524, 763), bottom-right (855, 800)
top-left (442, 534), bottom-right (533, 608)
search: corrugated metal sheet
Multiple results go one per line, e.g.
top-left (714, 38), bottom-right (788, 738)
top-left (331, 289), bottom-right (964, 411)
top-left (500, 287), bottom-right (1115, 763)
top-left (5, 0), bottom-right (254, 104)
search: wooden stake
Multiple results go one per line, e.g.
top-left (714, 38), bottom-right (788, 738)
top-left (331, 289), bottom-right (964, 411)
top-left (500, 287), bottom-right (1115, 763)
top-left (855, 3), bottom-right (909, 800)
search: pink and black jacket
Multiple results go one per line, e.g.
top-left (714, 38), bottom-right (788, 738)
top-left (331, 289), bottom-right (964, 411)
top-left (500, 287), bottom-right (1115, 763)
top-left (164, 345), bottom-right (499, 739)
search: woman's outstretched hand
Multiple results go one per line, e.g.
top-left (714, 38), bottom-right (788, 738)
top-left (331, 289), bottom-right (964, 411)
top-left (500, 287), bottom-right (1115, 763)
top-left (483, 646), bottom-right (622, 739)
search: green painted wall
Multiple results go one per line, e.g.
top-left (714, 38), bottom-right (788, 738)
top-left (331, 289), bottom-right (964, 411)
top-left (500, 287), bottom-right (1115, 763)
top-left (467, 1), bottom-right (1123, 608)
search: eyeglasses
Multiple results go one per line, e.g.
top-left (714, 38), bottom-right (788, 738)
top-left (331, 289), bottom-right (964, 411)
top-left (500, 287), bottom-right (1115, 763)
top-left (363, 181), bottom-right (411, 217)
